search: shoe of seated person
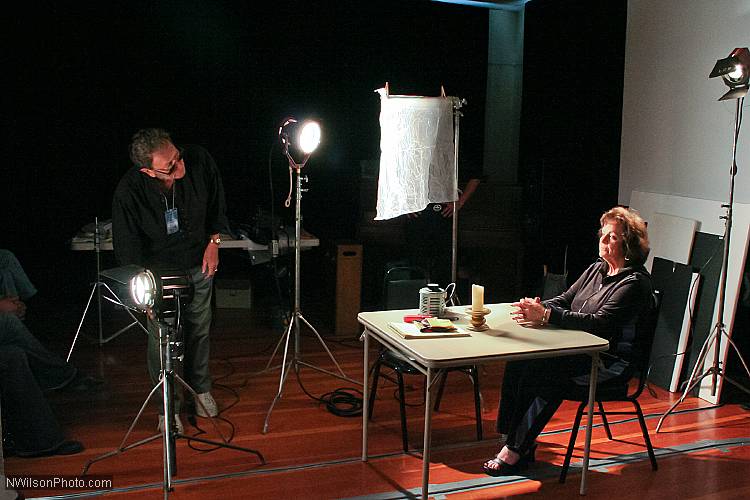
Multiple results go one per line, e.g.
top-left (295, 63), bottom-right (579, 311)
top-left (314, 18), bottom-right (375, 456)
top-left (195, 392), bottom-right (218, 417)
top-left (15, 440), bottom-right (84, 458)
top-left (157, 414), bottom-right (184, 434)
top-left (482, 444), bottom-right (537, 476)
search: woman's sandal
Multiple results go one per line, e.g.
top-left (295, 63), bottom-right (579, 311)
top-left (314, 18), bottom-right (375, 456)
top-left (482, 456), bottom-right (521, 476)
top-left (482, 444), bottom-right (538, 477)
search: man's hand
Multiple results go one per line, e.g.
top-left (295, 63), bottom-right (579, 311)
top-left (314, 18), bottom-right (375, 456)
top-left (0, 296), bottom-right (26, 318)
top-left (202, 242), bottom-right (220, 278)
top-left (441, 200), bottom-right (464, 218)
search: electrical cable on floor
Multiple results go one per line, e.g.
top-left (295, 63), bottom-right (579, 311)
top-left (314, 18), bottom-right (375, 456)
top-left (294, 367), bottom-right (364, 417)
top-left (184, 358), bottom-right (245, 451)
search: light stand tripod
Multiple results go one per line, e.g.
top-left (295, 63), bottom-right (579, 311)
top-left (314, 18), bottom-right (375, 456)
top-left (83, 291), bottom-right (264, 494)
top-left (67, 217), bottom-right (145, 362)
top-left (262, 121), bottom-right (360, 433)
top-left (656, 95), bottom-right (750, 432)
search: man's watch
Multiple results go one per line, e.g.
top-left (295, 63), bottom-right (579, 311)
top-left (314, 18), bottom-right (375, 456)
top-left (210, 236), bottom-right (222, 246)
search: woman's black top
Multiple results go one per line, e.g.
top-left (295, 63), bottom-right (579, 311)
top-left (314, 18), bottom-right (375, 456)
top-left (544, 258), bottom-right (653, 381)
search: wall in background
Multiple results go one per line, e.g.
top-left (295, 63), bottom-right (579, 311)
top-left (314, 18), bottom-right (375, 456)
top-left (620, 0), bottom-right (750, 205)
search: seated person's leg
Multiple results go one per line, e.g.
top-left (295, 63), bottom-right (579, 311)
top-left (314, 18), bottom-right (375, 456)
top-left (0, 313), bottom-right (76, 390)
top-left (503, 357), bottom-right (579, 453)
top-left (497, 360), bottom-right (526, 436)
top-left (0, 249), bottom-right (37, 301)
top-left (485, 355), bottom-right (590, 475)
top-left (0, 347), bottom-right (81, 457)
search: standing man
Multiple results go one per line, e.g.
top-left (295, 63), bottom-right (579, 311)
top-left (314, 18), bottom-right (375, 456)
top-left (405, 176), bottom-right (482, 287)
top-left (112, 128), bottom-right (228, 430)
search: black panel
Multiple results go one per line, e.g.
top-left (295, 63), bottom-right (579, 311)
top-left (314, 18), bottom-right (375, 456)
top-left (648, 257), bottom-right (696, 391)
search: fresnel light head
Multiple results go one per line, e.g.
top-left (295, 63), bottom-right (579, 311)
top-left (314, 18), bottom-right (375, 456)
top-left (709, 47), bottom-right (750, 101)
top-left (130, 269), bottom-right (158, 309)
top-left (100, 265), bottom-right (193, 316)
top-left (278, 117), bottom-right (321, 168)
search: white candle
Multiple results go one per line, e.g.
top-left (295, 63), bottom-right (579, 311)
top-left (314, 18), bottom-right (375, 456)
top-left (472, 284), bottom-right (484, 312)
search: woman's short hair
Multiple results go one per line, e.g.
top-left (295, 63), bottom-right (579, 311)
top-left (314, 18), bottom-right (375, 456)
top-left (129, 128), bottom-right (172, 168)
top-left (600, 206), bottom-right (650, 266)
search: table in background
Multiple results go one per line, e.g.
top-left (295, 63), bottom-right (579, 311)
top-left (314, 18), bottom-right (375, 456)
top-left (68, 225), bottom-right (319, 342)
top-left (70, 229), bottom-right (319, 265)
top-left (358, 303), bottom-right (609, 499)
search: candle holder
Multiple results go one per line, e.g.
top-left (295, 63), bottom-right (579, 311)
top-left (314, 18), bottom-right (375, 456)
top-left (465, 307), bottom-right (491, 331)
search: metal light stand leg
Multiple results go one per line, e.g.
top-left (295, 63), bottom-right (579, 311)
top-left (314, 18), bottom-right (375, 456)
top-left (68, 282), bottom-right (146, 362)
top-left (262, 166), bottom-right (360, 434)
top-left (67, 218), bottom-right (142, 362)
top-left (82, 321), bottom-right (265, 495)
top-left (656, 97), bottom-right (750, 432)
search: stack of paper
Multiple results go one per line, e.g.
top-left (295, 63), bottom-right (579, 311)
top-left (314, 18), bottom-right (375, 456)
top-left (388, 322), bottom-right (470, 339)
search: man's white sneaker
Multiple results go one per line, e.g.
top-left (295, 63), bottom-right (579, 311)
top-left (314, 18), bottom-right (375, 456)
top-left (195, 392), bottom-right (218, 417)
top-left (157, 414), bottom-right (184, 434)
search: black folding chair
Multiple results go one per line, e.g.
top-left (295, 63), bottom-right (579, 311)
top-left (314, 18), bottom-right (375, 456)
top-left (368, 264), bottom-right (482, 452)
top-left (559, 290), bottom-right (661, 483)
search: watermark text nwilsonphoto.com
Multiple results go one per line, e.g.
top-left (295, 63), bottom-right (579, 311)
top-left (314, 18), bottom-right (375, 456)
top-left (5, 475), bottom-right (113, 491)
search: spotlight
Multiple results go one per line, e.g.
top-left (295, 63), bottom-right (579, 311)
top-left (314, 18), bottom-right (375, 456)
top-left (100, 265), bottom-right (193, 315)
top-left (658, 47), bottom-right (750, 430)
top-left (85, 263), bottom-right (264, 488)
top-left (130, 269), bottom-right (158, 309)
top-left (263, 114), bottom-right (356, 434)
top-left (709, 47), bottom-right (750, 101)
top-left (278, 117), bottom-right (321, 168)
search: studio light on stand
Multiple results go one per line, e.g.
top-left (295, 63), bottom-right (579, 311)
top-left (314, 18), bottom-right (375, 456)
top-left (710, 47), bottom-right (750, 101)
top-left (83, 265), bottom-right (264, 495)
top-left (656, 48), bottom-right (750, 432)
top-left (262, 117), bottom-right (359, 434)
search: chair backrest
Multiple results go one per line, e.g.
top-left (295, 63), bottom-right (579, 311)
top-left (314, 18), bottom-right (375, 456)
top-left (382, 265), bottom-right (428, 310)
top-left (629, 289), bottom-right (662, 398)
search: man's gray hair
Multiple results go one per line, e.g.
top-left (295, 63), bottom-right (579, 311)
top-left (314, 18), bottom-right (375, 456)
top-left (129, 128), bottom-right (172, 168)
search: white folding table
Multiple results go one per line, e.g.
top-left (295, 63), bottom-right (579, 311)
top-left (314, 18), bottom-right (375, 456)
top-left (359, 303), bottom-right (609, 498)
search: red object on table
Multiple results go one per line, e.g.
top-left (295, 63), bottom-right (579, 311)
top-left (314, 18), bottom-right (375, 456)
top-left (403, 314), bottom-right (432, 323)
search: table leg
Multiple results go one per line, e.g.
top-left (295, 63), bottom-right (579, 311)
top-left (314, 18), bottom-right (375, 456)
top-left (362, 329), bottom-right (369, 462)
top-left (421, 367), bottom-right (433, 499)
top-left (580, 352), bottom-right (599, 495)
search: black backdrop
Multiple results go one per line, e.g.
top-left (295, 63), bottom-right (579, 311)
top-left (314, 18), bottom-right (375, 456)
top-left (3, 0), bottom-right (489, 293)
top-left (3, 0), bottom-right (627, 300)
top-left (519, 0), bottom-right (627, 285)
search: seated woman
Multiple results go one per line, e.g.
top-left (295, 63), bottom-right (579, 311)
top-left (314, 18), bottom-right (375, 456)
top-left (483, 206), bottom-right (653, 476)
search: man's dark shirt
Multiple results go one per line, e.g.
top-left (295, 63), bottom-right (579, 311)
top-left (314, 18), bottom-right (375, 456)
top-left (112, 144), bottom-right (228, 272)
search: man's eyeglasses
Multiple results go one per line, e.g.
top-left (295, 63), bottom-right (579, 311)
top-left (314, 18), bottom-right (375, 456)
top-left (152, 147), bottom-right (184, 176)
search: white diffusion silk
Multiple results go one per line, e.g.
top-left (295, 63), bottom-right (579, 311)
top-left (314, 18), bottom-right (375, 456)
top-left (375, 89), bottom-right (456, 220)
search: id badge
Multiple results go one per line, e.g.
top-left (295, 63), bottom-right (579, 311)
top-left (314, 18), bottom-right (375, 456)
top-left (165, 208), bottom-right (179, 235)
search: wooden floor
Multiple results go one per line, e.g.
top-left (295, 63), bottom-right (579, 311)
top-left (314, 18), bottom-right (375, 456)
top-left (4, 290), bottom-right (750, 500)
